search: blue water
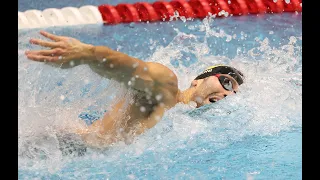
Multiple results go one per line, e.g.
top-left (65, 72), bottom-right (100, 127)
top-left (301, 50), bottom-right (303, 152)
top-left (18, 0), bottom-right (302, 179)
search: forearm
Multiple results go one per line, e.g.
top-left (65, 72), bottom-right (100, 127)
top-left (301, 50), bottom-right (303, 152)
top-left (85, 45), bottom-right (142, 71)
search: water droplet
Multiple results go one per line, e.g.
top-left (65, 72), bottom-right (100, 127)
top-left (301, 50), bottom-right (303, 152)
top-left (155, 116), bottom-right (161, 121)
top-left (195, 96), bottom-right (203, 103)
top-left (143, 67), bottom-right (148, 71)
top-left (132, 63), bottom-right (139, 68)
top-left (140, 106), bottom-right (146, 112)
top-left (102, 58), bottom-right (107, 62)
top-left (128, 174), bottom-right (135, 180)
top-left (69, 61), bottom-right (74, 66)
top-left (129, 22), bottom-right (135, 28)
top-left (60, 95), bottom-right (65, 100)
top-left (58, 56), bottom-right (62, 60)
top-left (156, 94), bottom-right (163, 101)
top-left (110, 64), bottom-right (114, 68)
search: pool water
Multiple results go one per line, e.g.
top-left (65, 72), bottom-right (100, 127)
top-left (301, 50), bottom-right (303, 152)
top-left (18, 3), bottom-right (302, 179)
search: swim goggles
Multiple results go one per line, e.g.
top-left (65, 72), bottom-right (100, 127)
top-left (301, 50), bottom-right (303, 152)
top-left (214, 74), bottom-right (236, 92)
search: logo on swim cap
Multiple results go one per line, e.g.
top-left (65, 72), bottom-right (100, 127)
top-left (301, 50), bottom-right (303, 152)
top-left (204, 64), bottom-right (225, 70)
top-left (201, 64), bottom-right (225, 74)
top-left (194, 65), bottom-right (244, 85)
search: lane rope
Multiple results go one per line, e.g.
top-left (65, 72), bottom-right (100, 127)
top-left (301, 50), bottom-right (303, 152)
top-left (18, 0), bottom-right (302, 29)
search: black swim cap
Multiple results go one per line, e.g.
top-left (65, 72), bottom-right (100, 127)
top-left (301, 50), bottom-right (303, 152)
top-left (194, 65), bottom-right (244, 85)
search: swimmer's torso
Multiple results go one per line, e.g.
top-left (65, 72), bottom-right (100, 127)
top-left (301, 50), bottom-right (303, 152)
top-left (77, 62), bottom-right (179, 148)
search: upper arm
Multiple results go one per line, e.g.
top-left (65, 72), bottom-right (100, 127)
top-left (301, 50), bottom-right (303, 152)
top-left (88, 46), bottom-right (177, 93)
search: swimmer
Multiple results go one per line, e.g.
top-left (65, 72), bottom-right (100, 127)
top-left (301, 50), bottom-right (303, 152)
top-left (25, 31), bottom-right (244, 148)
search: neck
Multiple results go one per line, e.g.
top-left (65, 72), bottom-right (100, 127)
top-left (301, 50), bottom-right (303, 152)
top-left (177, 88), bottom-right (194, 104)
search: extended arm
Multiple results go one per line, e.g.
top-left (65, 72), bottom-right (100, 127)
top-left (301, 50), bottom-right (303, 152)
top-left (26, 31), bottom-right (153, 90)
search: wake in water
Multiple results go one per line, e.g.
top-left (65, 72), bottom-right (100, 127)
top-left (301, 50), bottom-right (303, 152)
top-left (18, 14), bottom-right (301, 173)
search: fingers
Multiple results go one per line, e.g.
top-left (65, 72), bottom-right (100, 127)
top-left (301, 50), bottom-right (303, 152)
top-left (30, 38), bottom-right (61, 48)
top-left (25, 54), bottom-right (61, 62)
top-left (25, 49), bottom-right (65, 62)
top-left (25, 48), bottom-right (64, 56)
top-left (40, 30), bottom-right (64, 41)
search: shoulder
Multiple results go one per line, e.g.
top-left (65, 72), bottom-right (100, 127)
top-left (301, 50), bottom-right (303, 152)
top-left (146, 62), bottom-right (178, 85)
top-left (145, 62), bottom-right (179, 99)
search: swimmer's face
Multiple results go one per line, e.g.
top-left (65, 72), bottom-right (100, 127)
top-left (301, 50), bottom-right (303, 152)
top-left (190, 74), bottom-right (239, 108)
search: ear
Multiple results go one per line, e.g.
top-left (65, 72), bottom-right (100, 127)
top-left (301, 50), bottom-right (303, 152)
top-left (191, 79), bottom-right (198, 87)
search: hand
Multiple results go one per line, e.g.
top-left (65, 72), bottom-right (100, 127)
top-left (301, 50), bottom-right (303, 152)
top-left (25, 31), bottom-right (94, 63)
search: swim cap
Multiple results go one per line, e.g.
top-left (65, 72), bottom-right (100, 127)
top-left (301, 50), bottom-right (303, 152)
top-left (194, 64), bottom-right (244, 85)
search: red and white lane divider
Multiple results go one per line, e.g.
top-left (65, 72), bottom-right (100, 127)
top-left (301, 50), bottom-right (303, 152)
top-left (18, 0), bottom-right (302, 30)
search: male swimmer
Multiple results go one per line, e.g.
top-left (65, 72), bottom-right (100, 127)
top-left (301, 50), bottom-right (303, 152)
top-left (25, 31), bottom-right (244, 150)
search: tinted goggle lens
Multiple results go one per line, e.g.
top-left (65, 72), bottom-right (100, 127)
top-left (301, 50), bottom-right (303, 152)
top-left (217, 75), bottom-right (234, 91)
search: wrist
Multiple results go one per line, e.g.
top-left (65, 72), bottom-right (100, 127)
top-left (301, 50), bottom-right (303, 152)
top-left (81, 43), bottom-right (95, 60)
